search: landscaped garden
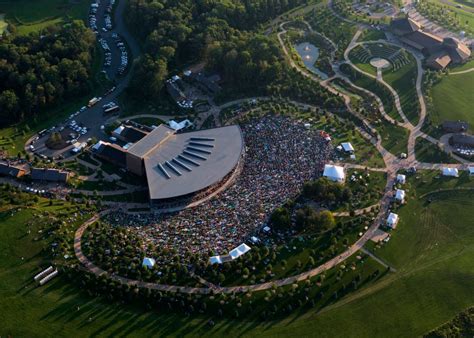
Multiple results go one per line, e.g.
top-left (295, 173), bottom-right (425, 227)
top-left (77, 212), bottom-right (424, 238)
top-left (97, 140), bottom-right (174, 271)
top-left (348, 43), bottom-right (420, 125)
top-left (305, 2), bottom-right (357, 59)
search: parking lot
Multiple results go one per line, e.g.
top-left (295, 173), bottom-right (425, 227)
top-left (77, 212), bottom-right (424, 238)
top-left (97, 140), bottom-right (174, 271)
top-left (27, 0), bottom-right (140, 161)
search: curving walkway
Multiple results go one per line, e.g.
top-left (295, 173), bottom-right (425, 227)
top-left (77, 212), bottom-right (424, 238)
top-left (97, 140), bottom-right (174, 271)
top-left (73, 6), bottom-right (473, 296)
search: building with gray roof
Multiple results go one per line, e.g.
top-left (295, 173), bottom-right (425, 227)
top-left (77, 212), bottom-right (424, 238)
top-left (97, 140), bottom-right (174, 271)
top-left (121, 124), bottom-right (244, 207)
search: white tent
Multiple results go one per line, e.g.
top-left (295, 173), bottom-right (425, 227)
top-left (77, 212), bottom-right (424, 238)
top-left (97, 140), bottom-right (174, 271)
top-left (468, 167), bottom-right (474, 175)
top-left (386, 212), bottom-right (399, 229)
top-left (229, 243), bottom-right (251, 260)
top-left (168, 119), bottom-right (193, 131)
top-left (442, 167), bottom-right (459, 177)
top-left (263, 226), bottom-right (271, 233)
top-left (112, 125), bottom-right (124, 137)
top-left (142, 257), bottom-right (156, 268)
top-left (396, 174), bottom-right (406, 184)
top-left (323, 164), bottom-right (345, 182)
top-left (395, 189), bottom-right (405, 202)
top-left (209, 256), bottom-right (222, 265)
top-left (341, 142), bottom-right (355, 153)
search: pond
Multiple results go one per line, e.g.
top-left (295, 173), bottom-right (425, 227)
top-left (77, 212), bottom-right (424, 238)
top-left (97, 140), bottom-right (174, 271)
top-left (295, 42), bottom-right (328, 79)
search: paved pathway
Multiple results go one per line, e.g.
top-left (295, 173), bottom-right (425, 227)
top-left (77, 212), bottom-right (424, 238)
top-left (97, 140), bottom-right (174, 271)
top-left (72, 5), bottom-right (473, 295)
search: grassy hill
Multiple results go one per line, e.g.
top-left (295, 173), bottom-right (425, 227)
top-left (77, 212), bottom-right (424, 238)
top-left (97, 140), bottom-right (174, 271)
top-left (0, 0), bottom-right (89, 35)
top-left (431, 71), bottom-right (474, 132)
top-left (1, 169), bottom-right (473, 336)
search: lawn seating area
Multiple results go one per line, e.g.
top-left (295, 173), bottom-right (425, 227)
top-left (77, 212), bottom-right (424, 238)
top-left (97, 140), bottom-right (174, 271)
top-left (351, 44), bottom-right (411, 71)
top-left (305, 3), bottom-right (357, 58)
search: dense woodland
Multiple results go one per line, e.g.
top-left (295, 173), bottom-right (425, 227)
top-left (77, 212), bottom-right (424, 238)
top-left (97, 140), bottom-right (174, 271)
top-left (0, 21), bottom-right (95, 125)
top-left (126, 0), bottom-right (343, 107)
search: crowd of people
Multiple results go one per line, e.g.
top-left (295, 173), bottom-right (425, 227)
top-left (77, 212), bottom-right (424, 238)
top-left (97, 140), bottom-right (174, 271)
top-left (103, 116), bottom-right (333, 263)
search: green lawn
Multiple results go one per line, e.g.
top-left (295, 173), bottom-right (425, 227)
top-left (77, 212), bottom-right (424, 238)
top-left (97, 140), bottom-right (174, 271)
top-left (378, 120), bottom-right (410, 156)
top-left (449, 58), bottom-right (474, 72)
top-left (0, 0), bottom-right (89, 35)
top-left (415, 137), bottom-right (459, 164)
top-left (382, 57), bottom-right (420, 126)
top-left (431, 71), bottom-right (474, 132)
top-left (1, 168), bottom-right (474, 336)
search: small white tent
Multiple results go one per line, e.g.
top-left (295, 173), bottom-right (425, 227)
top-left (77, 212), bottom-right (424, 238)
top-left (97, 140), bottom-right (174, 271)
top-left (396, 174), bottom-right (406, 184)
top-left (209, 256), bottom-right (223, 265)
top-left (442, 167), bottom-right (459, 177)
top-left (142, 257), bottom-right (156, 268)
top-left (341, 142), bottom-right (355, 153)
top-left (386, 213), bottom-right (399, 229)
top-left (395, 189), bottom-right (405, 202)
top-left (323, 164), bottom-right (345, 182)
top-left (112, 125), bottom-right (125, 137)
top-left (468, 167), bottom-right (474, 175)
top-left (229, 243), bottom-right (251, 260)
top-left (168, 119), bottom-right (193, 131)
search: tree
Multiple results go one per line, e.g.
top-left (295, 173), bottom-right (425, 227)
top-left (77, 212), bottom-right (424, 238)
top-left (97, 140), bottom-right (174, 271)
top-left (270, 207), bottom-right (291, 230)
top-left (318, 210), bottom-right (335, 230)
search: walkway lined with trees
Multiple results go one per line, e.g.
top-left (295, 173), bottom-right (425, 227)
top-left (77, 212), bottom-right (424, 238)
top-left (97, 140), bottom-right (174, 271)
top-left (72, 1), bottom-right (473, 296)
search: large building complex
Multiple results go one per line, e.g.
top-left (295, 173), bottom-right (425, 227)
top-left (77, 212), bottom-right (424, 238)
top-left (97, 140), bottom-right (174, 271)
top-left (390, 17), bottom-right (471, 69)
top-left (94, 124), bottom-right (244, 208)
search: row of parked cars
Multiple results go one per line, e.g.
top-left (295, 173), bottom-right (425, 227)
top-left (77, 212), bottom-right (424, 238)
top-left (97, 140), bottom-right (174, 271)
top-left (89, 2), bottom-right (100, 33)
top-left (69, 120), bottom-right (89, 137)
top-left (114, 34), bottom-right (128, 75)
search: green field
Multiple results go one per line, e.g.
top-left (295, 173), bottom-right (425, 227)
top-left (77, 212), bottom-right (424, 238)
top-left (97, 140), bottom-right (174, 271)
top-left (1, 169), bottom-right (473, 336)
top-left (0, 0), bottom-right (89, 35)
top-left (431, 71), bottom-right (474, 132)
top-left (382, 57), bottom-right (419, 126)
top-left (415, 137), bottom-right (459, 164)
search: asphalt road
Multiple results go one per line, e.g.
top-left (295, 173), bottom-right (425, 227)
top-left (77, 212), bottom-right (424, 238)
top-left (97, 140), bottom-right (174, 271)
top-left (30, 0), bottom-right (140, 160)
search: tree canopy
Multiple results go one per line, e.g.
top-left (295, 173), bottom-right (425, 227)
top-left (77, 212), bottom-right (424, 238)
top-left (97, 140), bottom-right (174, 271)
top-left (0, 21), bottom-right (95, 125)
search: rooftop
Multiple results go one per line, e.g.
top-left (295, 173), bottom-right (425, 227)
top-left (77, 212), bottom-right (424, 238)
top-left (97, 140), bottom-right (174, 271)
top-left (127, 125), bottom-right (176, 159)
top-left (143, 125), bottom-right (244, 201)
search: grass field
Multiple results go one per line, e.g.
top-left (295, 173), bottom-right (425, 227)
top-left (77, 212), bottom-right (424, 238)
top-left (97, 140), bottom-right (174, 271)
top-left (430, 71), bottom-right (474, 132)
top-left (0, 0), bottom-right (89, 35)
top-left (1, 169), bottom-right (473, 336)
top-left (415, 137), bottom-right (459, 164)
top-left (382, 57), bottom-right (419, 126)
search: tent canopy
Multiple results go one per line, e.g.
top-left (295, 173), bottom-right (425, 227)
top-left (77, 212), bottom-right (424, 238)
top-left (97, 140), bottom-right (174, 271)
top-left (323, 164), bottom-right (345, 182)
top-left (395, 189), bottom-right (405, 201)
top-left (229, 243), bottom-right (251, 260)
top-left (168, 119), bottom-right (193, 131)
top-left (341, 142), bottom-right (355, 152)
top-left (142, 257), bottom-right (156, 268)
top-left (209, 256), bottom-right (222, 265)
top-left (442, 167), bottom-right (459, 177)
top-left (396, 174), bottom-right (406, 184)
top-left (387, 212), bottom-right (399, 228)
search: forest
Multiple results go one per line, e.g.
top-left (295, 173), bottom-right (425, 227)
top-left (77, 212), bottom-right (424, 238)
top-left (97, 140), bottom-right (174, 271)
top-left (0, 21), bottom-right (95, 125)
top-left (126, 0), bottom-right (343, 108)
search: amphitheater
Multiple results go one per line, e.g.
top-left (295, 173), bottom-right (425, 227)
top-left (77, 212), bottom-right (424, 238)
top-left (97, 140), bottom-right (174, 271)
top-left (351, 43), bottom-right (411, 71)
